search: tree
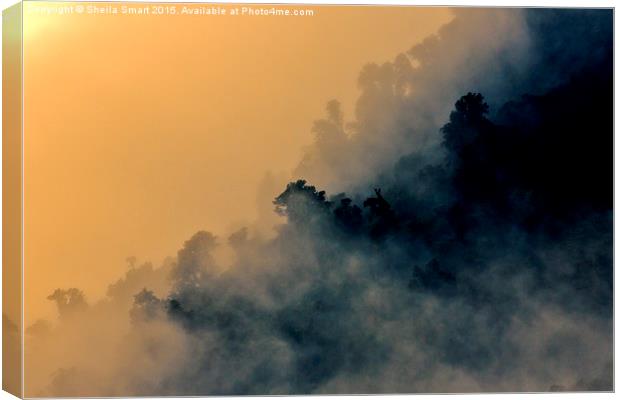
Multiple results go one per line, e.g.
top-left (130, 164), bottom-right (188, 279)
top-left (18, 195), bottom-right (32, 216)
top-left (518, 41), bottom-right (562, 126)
top-left (273, 180), bottom-right (332, 224)
top-left (363, 189), bottom-right (397, 239)
top-left (47, 288), bottom-right (88, 320)
top-left (171, 231), bottom-right (218, 289)
top-left (441, 92), bottom-right (490, 154)
top-left (130, 289), bottom-right (165, 323)
top-left (333, 197), bottom-right (363, 233)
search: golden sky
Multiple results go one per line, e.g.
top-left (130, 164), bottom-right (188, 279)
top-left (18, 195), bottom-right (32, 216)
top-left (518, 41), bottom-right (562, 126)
top-left (23, 2), bottom-right (452, 323)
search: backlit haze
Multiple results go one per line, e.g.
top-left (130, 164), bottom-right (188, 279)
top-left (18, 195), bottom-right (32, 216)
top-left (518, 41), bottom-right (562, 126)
top-left (23, 2), bottom-right (452, 323)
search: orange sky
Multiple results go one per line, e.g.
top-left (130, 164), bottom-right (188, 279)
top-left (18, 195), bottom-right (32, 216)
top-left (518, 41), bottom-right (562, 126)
top-left (22, 2), bottom-right (452, 323)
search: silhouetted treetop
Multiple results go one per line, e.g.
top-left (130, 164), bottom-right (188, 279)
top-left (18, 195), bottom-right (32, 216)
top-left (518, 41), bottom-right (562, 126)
top-left (130, 289), bottom-right (165, 323)
top-left (333, 197), bottom-right (363, 233)
top-left (171, 231), bottom-right (218, 289)
top-left (442, 93), bottom-right (491, 154)
top-left (363, 188), bottom-right (398, 239)
top-left (47, 288), bottom-right (88, 319)
top-left (454, 92), bottom-right (489, 121)
top-left (273, 180), bottom-right (332, 223)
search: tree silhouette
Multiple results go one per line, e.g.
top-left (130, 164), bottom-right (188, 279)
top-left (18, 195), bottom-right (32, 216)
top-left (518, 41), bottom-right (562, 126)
top-left (47, 288), bottom-right (88, 320)
top-left (363, 189), bottom-right (397, 239)
top-left (130, 288), bottom-right (165, 323)
top-left (441, 92), bottom-right (490, 154)
top-left (171, 231), bottom-right (217, 289)
top-left (273, 180), bottom-right (332, 224)
top-left (333, 197), bottom-right (363, 233)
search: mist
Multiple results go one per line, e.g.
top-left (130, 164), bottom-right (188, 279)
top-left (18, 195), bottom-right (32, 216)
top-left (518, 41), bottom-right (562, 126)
top-left (23, 7), bottom-right (612, 396)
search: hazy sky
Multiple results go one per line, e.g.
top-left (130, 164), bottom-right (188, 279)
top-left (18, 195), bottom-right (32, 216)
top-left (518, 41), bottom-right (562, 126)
top-left (23, 2), bottom-right (452, 322)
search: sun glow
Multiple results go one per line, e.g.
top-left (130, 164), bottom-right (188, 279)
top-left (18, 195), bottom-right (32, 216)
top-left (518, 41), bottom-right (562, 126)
top-left (23, 1), bottom-right (65, 40)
